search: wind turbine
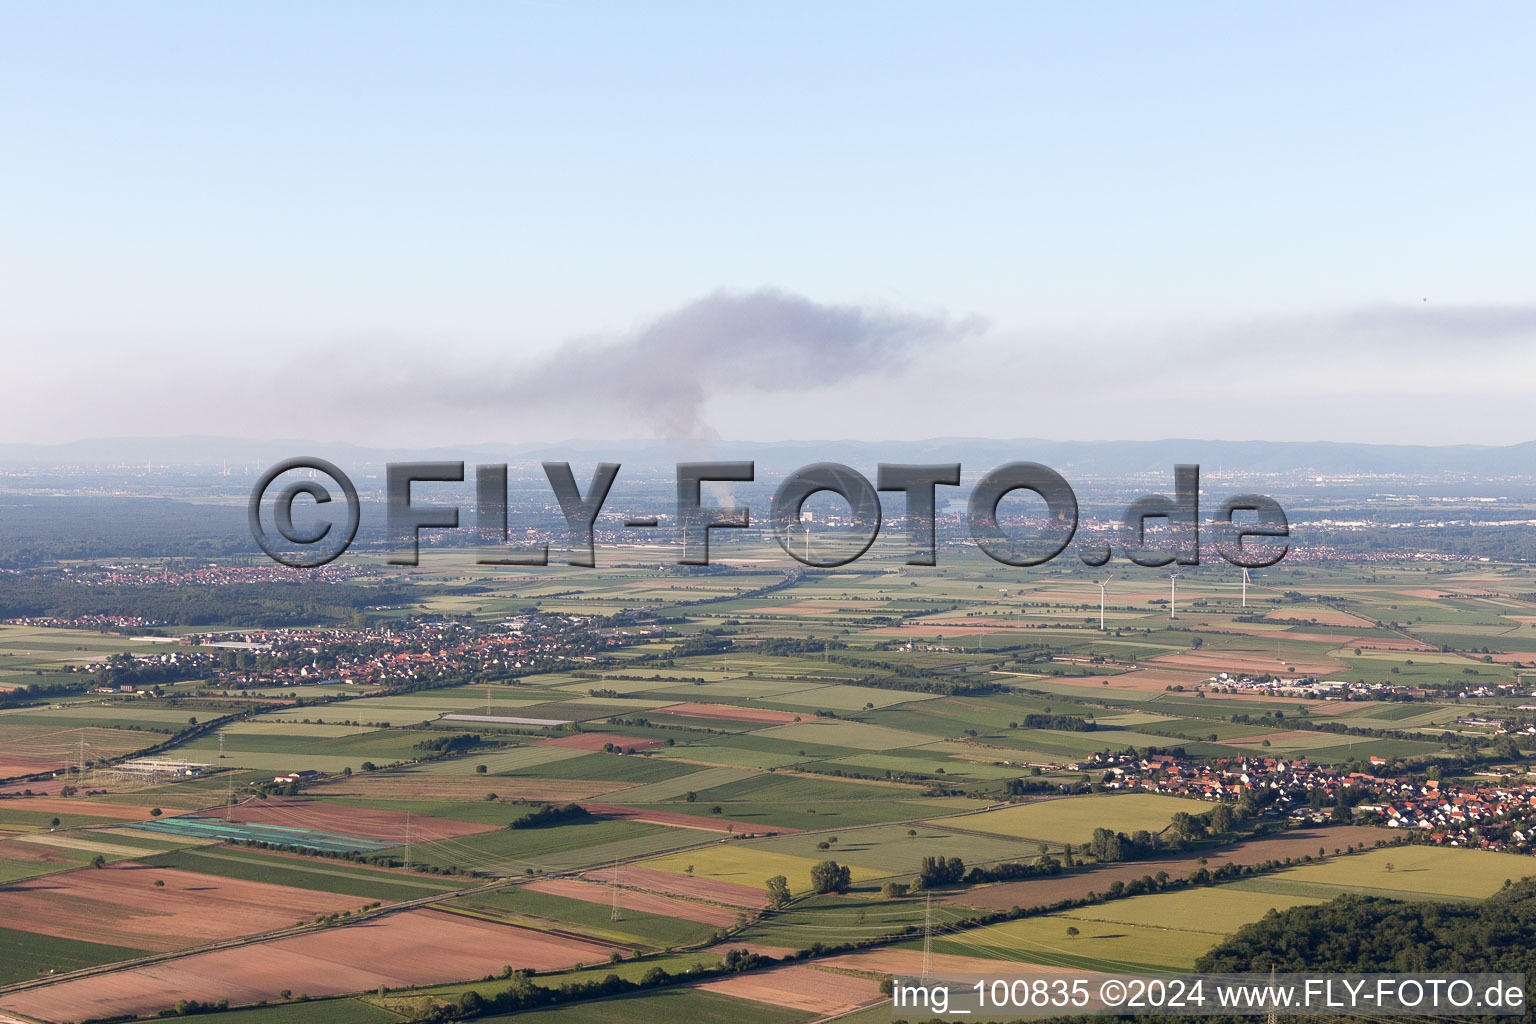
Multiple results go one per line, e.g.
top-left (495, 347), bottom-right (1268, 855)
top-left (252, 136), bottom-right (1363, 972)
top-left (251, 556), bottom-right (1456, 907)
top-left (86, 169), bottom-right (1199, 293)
top-left (1241, 567), bottom-right (1250, 608)
top-left (1095, 575), bottom-right (1113, 631)
top-left (1169, 571), bottom-right (1180, 620)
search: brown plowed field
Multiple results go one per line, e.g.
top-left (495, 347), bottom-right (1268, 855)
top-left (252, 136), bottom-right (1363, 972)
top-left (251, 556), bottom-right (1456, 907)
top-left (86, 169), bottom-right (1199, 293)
top-left (1097, 668), bottom-right (1210, 691)
top-left (652, 703), bottom-right (807, 724)
top-left (0, 757), bottom-right (67, 779)
top-left (0, 909), bottom-right (612, 1023)
top-left (938, 826), bottom-right (1390, 911)
top-left (0, 862), bottom-right (367, 951)
top-left (694, 964), bottom-right (883, 1015)
top-left (0, 838), bottom-right (79, 866)
top-left (582, 864), bottom-right (768, 909)
top-left (583, 803), bottom-right (799, 836)
top-left (538, 732), bottom-right (664, 752)
top-left (1151, 651), bottom-right (1345, 675)
top-left (0, 798), bottom-right (157, 819)
top-left (206, 798), bottom-right (496, 842)
top-left (524, 878), bottom-right (740, 926)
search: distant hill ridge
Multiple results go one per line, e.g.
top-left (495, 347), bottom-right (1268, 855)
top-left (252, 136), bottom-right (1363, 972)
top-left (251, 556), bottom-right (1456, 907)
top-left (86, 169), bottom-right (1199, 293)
top-left (5, 435), bottom-right (1536, 478)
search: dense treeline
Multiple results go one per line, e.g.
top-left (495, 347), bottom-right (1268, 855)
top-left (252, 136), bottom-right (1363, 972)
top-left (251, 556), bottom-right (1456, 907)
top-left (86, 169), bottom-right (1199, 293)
top-left (0, 497), bottom-right (252, 566)
top-left (508, 803), bottom-right (590, 829)
top-left (1086, 826), bottom-right (1168, 863)
top-left (844, 676), bottom-right (1005, 697)
top-left (1019, 713), bottom-right (1095, 731)
top-left (413, 733), bottom-right (484, 753)
top-left (0, 577), bottom-right (411, 627)
top-left (0, 679), bottom-right (89, 708)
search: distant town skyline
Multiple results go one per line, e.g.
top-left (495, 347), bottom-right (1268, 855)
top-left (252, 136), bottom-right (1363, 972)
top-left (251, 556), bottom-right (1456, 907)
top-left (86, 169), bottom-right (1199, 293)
top-left (5, 4), bottom-right (1534, 446)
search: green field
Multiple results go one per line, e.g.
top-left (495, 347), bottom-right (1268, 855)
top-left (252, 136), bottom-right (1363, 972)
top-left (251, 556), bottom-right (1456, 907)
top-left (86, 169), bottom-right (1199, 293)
top-left (387, 818), bottom-right (695, 874)
top-left (737, 893), bottom-right (978, 948)
top-left (0, 924), bottom-right (148, 984)
top-left (139, 847), bottom-right (470, 901)
top-left (462, 886), bottom-right (719, 948)
top-left (176, 999), bottom-right (406, 1024)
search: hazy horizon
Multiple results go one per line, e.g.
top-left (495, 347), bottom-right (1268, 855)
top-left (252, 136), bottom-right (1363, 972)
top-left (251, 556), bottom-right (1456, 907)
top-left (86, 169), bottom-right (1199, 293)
top-left (6, 4), bottom-right (1534, 447)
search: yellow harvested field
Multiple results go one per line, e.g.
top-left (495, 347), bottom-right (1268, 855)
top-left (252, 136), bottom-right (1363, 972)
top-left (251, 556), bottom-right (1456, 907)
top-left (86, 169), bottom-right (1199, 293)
top-left (640, 845), bottom-right (888, 892)
top-left (1273, 845), bottom-right (1536, 899)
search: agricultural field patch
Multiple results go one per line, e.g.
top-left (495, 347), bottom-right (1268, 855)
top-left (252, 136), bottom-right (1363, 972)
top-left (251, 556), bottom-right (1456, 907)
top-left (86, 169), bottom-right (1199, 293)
top-left (757, 685), bottom-right (942, 711)
top-left (942, 793), bottom-right (1209, 845)
top-left (210, 797), bottom-right (498, 843)
top-left (141, 847), bottom-right (468, 901)
top-left (523, 876), bottom-right (740, 926)
top-left (752, 721), bottom-right (935, 751)
top-left (0, 908), bottom-right (615, 1022)
top-left (1246, 844), bottom-right (1536, 900)
top-left (693, 963), bottom-right (885, 1017)
top-left (934, 912), bottom-right (1219, 972)
top-left (0, 924), bottom-right (148, 986)
top-left (639, 844), bottom-right (888, 894)
top-left (606, 766), bottom-right (757, 803)
top-left (582, 863), bottom-right (769, 909)
top-left (0, 862), bottom-right (371, 951)
top-left (941, 826), bottom-right (1390, 910)
top-left (753, 823), bottom-right (1038, 875)
top-left (384, 817), bottom-right (691, 875)
top-left (461, 884), bottom-right (721, 949)
top-left (471, 987), bottom-right (816, 1024)
top-left (1059, 884), bottom-right (1323, 934)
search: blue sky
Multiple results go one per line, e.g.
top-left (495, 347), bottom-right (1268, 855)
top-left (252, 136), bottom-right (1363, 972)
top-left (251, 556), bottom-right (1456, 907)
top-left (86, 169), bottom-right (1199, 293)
top-left (4, 3), bottom-right (1534, 445)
